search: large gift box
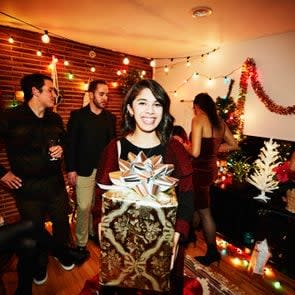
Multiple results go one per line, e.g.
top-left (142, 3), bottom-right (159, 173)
top-left (98, 151), bottom-right (178, 292)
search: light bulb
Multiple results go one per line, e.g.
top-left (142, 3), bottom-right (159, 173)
top-left (164, 65), bottom-right (169, 73)
top-left (123, 57), bottom-right (129, 65)
top-left (36, 50), bottom-right (42, 57)
top-left (64, 60), bottom-right (69, 66)
top-left (193, 72), bottom-right (199, 79)
top-left (150, 59), bottom-right (156, 67)
top-left (90, 66), bottom-right (96, 72)
top-left (41, 30), bottom-right (50, 43)
top-left (141, 70), bottom-right (146, 76)
top-left (8, 36), bottom-right (14, 43)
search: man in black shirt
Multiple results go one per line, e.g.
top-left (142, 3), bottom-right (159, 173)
top-left (66, 79), bottom-right (116, 256)
top-left (0, 73), bottom-right (74, 287)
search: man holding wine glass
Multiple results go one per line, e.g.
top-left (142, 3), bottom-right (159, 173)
top-left (0, 73), bottom-right (75, 288)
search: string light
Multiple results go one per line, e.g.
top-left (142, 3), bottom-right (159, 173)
top-left (41, 30), bottom-right (50, 43)
top-left (123, 56), bottom-right (129, 65)
top-left (150, 59), bottom-right (156, 67)
top-left (64, 60), bottom-right (69, 66)
top-left (67, 72), bottom-right (74, 80)
top-left (83, 82), bottom-right (89, 91)
top-left (8, 36), bottom-right (14, 43)
top-left (36, 49), bottom-right (42, 57)
top-left (90, 66), bottom-right (96, 72)
top-left (116, 70), bottom-right (122, 76)
top-left (164, 65), bottom-right (169, 73)
top-left (48, 63), bottom-right (54, 71)
top-left (186, 57), bottom-right (191, 67)
top-left (111, 81), bottom-right (118, 88)
top-left (273, 281), bottom-right (281, 290)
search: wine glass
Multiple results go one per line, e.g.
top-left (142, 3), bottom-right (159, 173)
top-left (48, 138), bottom-right (60, 161)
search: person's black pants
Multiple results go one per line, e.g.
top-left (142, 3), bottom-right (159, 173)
top-left (0, 220), bottom-right (36, 295)
top-left (15, 189), bottom-right (71, 272)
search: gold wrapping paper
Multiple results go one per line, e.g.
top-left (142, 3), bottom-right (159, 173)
top-left (99, 188), bottom-right (178, 292)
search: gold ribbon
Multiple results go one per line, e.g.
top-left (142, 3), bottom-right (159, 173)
top-left (98, 151), bottom-right (178, 198)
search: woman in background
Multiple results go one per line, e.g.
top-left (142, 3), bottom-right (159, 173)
top-left (95, 79), bottom-right (194, 294)
top-left (190, 93), bottom-right (238, 266)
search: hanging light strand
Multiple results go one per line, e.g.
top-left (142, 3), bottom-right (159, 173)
top-left (172, 65), bottom-right (242, 94)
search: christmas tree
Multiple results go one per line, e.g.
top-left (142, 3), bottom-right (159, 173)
top-left (216, 79), bottom-right (239, 135)
top-left (247, 139), bottom-right (281, 202)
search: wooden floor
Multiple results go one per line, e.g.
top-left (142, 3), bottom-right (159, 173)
top-left (2, 231), bottom-right (295, 295)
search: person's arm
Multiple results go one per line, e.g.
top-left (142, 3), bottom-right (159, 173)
top-left (218, 123), bottom-right (239, 153)
top-left (190, 116), bottom-right (202, 158)
top-left (165, 139), bottom-right (194, 241)
top-left (65, 111), bottom-right (79, 184)
top-left (0, 110), bottom-right (22, 189)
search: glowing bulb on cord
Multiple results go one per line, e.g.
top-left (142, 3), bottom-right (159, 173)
top-left (111, 82), bottom-right (118, 88)
top-left (64, 60), bottom-right (69, 66)
top-left (83, 82), bottom-right (89, 91)
top-left (117, 70), bottom-right (122, 76)
top-left (164, 65), bottom-right (169, 73)
top-left (193, 72), bottom-right (199, 79)
top-left (232, 257), bottom-right (241, 266)
top-left (48, 63), bottom-right (54, 71)
top-left (273, 281), bottom-right (281, 289)
top-left (36, 50), bottom-right (42, 57)
top-left (123, 56), bottom-right (129, 65)
top-left (68, 72), bottom-right (74, 80)
top-left (141, 70), bottom-right (146, 76)
top-left (186, 57), bottom-right (191, 67)
top-left (90, 66), bottom-right (96, 72)
top-left (8, 36), bottom-right (14, 43)
top-left (41, 30), bottom-right (50, 43)
top-left (150, 59), bottom-right (156, 67)
top-left (173, 91), bottom-right (177, 97)
top-left (207, 78), bottom-right (214, 87)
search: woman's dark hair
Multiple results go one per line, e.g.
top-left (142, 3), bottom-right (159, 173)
top-left (21, 73), bottom-right (53, 102)
top-left (193, 93), bottom-right (222, 130)
top-left (122, 79), bottom-right (174, 144)
top-left (172, 125), bottom-right (189, 143)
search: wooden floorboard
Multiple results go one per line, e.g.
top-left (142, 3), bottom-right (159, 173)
top-left (2, 231), bottom-right (295, 295)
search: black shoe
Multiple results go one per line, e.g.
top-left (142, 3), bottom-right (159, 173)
top-left (54, 253), bottom-right (75, 270)
top-left (68, 246), bottom-right (90, 265)
top-left (33, 268), bottom-right (48, 285)
top-left (195, 249), bottom-right (221, 266)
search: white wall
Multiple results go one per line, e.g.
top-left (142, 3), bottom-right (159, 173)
top-left (154, 32), bottom-right (295, 141)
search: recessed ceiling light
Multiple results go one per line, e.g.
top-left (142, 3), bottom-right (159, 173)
top-left (192, 7), bottom-right (212, 17)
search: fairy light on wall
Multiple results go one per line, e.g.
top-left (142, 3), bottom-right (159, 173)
top-left (64, 60), bottom-right (69, 66)
top-left (123, 56), bottom-right (130, 65)
top-left (36, 49), bottom-right (42, 56)
top-left (150, 59), bottom-right (156, 67)
top-left (8, 36), bottom-right (14, 43)
top-left (41, 30), bottom-right (50, 43)
top-left (90, 66), bottom-right (96, 72)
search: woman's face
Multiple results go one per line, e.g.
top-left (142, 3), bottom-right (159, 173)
top-left (127, 88), bottom-right (163, 134)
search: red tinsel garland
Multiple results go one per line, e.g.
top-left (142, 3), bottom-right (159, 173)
top-left (236, 58), bottom-right (295, 134)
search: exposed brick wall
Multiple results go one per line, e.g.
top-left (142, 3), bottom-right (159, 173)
top-left (0, 25), bottom-right (152, 223)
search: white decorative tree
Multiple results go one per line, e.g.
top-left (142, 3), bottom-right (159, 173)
top-left (247, 139), bottom-right (281, 202)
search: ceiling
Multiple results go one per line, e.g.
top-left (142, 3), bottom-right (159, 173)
top-left (1, 0), bottom-right (295, 59)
